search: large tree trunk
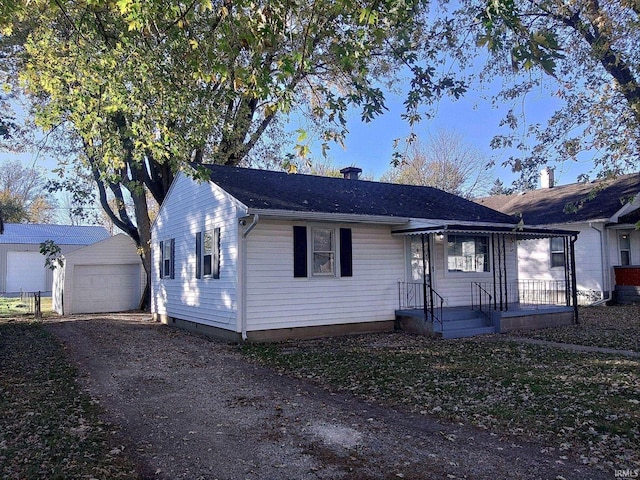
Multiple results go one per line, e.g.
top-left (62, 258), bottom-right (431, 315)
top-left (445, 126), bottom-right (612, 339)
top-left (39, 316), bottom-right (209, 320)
top-left (131, 189), bottom-right (152, 310)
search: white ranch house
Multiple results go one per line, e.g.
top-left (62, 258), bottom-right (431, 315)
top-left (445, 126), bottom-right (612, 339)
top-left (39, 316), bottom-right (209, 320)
top-left (478, 168), bottom-right (640, 305)
top-left (151, 164), bottom-right (578, 341)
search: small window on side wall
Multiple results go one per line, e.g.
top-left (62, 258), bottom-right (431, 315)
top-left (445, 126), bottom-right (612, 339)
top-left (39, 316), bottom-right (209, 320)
top-left (619, 234), bottom-right (631, 266)
top-left (550, 237), bottom-right (565, 268)
top-left (196, 229), bottom-right (220, 279)
top-left (159, 239), bottom-right (175, 279)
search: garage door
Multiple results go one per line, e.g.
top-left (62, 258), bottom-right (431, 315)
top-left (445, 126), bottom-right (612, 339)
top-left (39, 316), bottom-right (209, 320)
top-left (72, 264), bottom-right (141, 314)
top-left (6, 251), bottom-right (47, 293)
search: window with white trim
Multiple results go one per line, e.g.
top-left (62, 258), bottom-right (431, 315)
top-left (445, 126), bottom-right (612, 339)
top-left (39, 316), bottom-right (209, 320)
top-left (620, 233), bottom-right (631, 266)
top-left (159, 238), bottom-right (175, 279)
top-left (195, 228), bottom-right (220, 279)
top-left (293, 226), bottom-right (352, 278)
top-left (550, 237), bottom-right (565, 268)
top-left (447, 235), bottom-right (489, 273)
top-left (312, 228), bottom-right (335, 275)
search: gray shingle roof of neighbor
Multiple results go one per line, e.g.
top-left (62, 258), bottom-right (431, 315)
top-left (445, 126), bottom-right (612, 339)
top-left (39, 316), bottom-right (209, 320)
top-left (476, 172), bottom-right (640, 225)
top-left (198, 163), bottom-right (516, 224)
top-left (0, 223), bottom-right (110, 245)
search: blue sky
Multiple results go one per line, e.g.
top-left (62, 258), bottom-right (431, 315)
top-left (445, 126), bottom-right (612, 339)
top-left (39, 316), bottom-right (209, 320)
top-left (297, 87), bottom-right (595, 187)
top-left (2, 78), bottom-right (596, 197)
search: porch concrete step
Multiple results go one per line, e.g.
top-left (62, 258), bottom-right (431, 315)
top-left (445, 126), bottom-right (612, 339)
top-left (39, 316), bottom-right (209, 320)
top-left (440, 308), bottom-right (483, 322)
top-left (441, 317), bottom-right (487, 330)
top-left (441, 326), bottom-right (496, 339)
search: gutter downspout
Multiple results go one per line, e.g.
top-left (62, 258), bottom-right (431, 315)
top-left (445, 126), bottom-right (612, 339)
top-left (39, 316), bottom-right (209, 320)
top-left (240, 214), bottom-right (259, 341)
top-left (589, 223), bottom-right (613, 306)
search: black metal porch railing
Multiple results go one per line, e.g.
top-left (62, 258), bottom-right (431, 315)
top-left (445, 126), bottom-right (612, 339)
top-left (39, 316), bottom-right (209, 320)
top-left (471, 282), bottom-right (493, 322)
top-left (475, 280), bottom-right (568, 310)
top-left (397, 282), bottom-right (444, 325)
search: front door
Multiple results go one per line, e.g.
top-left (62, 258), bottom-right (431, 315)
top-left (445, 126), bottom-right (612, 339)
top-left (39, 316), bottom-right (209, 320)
top-left (409, 235), bottom-right (431, 284)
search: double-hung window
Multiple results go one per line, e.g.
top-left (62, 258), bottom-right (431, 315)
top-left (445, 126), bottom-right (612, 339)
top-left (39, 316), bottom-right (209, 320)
top-left (550, 237), bottom-right (565, 268)
top-left (293, 226), bottom-right (352, 278)
top-left (312, 228), bottom-right (335, 275)
top-left (447, 235), bottom-right (489, 273)
top-left (159, 239), bottom-right (175, 279)
top-left (196, 228), bottom-right (220, 279)
top-left (620, 234), bottom-right (631, 266)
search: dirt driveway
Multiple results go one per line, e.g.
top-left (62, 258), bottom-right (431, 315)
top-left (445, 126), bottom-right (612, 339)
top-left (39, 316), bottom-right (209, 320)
top-left (46, 315), bottom-right (609, 480)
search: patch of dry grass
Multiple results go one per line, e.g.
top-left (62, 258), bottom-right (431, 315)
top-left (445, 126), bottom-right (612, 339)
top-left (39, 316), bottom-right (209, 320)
top-left (241, 308), bottom-right (640, 470)
top-left (0, 296), bottom-right (53, 318)
top-left (0, 319), bottom-right (138, 479)
top-left (511, 305), bottom-right (640, 352)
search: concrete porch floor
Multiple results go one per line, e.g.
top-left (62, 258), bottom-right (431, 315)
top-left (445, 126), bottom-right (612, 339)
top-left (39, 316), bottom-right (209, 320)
top-left (395, 304), bottom-right (575, 339)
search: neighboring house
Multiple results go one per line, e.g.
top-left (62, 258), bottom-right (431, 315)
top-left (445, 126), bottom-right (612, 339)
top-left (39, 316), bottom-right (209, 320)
top-left (52, 234), bottom-right (144, 315)
top-left (151, 164), bottom-right (579, 341)
top-left (477, 168), bottom-right (640, 304)
top-left (0, 223), bottom-right (109, 295)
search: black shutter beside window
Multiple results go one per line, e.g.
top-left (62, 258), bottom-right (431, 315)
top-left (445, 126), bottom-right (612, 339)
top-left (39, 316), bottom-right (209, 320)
top-left (293, 226), bottom-right (307, 278)
top-left (159, 240), bottom-right (164, 279)
top-left (340, 228), bottom-right (353, 277)
top-left (195, 232), bottom-right (202, 279)
top-left (170, 238), bottom-right (175, 279)
top-left (213, 227), bottom-right (221, 279)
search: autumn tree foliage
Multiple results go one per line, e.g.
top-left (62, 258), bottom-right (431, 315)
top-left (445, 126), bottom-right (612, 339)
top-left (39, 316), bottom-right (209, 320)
top-left (381, 130), bottom-right (493, 198)
top-left (2, 0), bottom-right (461, 305)
top-left (440, 0), bottom-right (640, 188)
top-left (0, 159), bottom-right (57, 223)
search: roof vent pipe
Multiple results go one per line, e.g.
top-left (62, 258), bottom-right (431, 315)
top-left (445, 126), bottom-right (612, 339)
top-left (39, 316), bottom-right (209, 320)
top-left (540, 167), bottom-right (555, 189)
top-left (340, 166), bottom-right (362, 180)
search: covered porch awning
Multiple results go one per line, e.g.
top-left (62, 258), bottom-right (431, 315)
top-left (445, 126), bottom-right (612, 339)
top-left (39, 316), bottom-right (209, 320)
top-left (391, 220), bottom-right (580, 322)
top-left (391, 220), bottom-right (579, 239)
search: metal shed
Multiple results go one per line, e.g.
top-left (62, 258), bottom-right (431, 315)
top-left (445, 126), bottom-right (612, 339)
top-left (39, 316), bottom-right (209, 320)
top-left (53, 234), bottom-right (144, 315)
top-left (0, 224), bottom-right (109, 295)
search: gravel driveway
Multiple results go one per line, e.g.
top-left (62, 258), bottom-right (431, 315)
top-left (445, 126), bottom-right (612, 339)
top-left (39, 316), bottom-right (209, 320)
top-left (46, 314), bottom-right (609, 480)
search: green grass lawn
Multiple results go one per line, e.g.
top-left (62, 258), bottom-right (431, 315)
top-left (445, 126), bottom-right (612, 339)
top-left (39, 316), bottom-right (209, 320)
top-left (0, 296), bottom-right (53, 318)
top-left (241, 309), bottom-right (640, 470)
top-left (0, 320), bottom-right (138, 479)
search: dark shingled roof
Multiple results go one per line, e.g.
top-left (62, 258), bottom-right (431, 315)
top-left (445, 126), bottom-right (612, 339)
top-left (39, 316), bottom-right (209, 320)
top-left (200, 163), bottom-right (515, 224)
top-left (477, 173), bottom-right (640, 225)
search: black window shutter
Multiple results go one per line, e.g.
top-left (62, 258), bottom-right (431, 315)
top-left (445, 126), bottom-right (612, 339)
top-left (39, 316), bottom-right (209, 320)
top-left (195, 232), bottom-right (202, 279)
top-left (170, 238), bottom-right (175, 279)
top-left (293, 226), bottom-right (307, 278)
top-left (213, 227), bottom-right (221, 279)
top-left (340, 228), bottom-right (353, 277)
top-left (159, 241), bottom-right (164, 279)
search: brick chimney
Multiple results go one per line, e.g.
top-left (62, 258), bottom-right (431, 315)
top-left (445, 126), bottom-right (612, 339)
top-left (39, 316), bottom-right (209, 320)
top-left (340, 166), bottom-right (362, 180)
top-left (540, 167), bottom-right (555, 189)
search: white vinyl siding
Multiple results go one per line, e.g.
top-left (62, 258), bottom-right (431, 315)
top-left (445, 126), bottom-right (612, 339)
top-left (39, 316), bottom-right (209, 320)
top-left (518, 223), bottom-right (609, 295)
top-left (151, 174), bottom-right (239, 329)
top-left (244, 220), bottom-right (404, 330)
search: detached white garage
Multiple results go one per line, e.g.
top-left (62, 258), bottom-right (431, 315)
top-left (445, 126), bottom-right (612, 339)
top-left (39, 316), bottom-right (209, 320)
top-left (53, 234), bottom-right (144, 315)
